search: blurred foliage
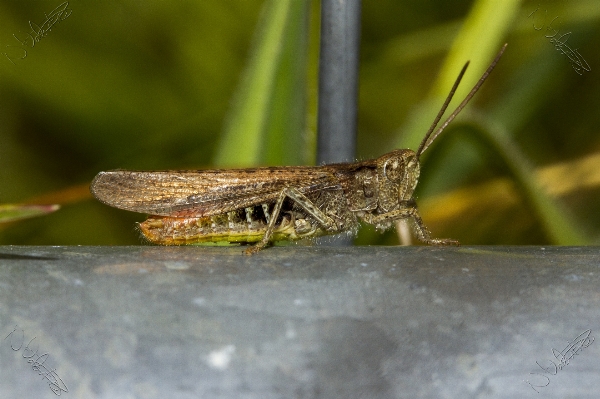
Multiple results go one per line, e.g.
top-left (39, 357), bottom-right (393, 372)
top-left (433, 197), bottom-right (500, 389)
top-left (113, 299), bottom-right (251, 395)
top-left (215, 0), bottom-right (312, 167)
top-left (0, 0), bottom-right (599, 245)
top-left (0, 203), bottom-right (58, 223)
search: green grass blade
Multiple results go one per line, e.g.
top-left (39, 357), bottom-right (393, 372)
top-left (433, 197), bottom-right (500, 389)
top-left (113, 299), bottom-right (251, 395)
top-left (0, 204), bottom-right (60, 223)
top-left (214, 0), bottom-right (310, 167)
top-left (461, 113), bottom-right (588, 244)
top-left (261, 0), bottom-right (311, 166)
top-left (397, 0), bottom-right (521, 151)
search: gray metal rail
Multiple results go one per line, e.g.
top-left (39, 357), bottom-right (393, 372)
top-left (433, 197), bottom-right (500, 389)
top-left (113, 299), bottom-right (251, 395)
top-left (0, 245), bottom-right (598, 398)
top-left (317, 0), bottom-right (361, 248)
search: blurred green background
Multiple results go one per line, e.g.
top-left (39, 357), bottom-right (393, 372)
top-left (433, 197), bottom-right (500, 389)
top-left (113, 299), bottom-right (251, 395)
top-left (0, 0), bottom-right (598, 246)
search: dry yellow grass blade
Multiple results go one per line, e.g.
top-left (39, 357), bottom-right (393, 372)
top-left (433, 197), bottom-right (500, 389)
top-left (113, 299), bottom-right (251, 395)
top-left (416, 152), bottom-right (600, 244)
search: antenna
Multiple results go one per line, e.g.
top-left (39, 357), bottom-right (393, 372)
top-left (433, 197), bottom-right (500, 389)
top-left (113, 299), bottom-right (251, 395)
top-left (416, 43), bottom-right (507, 158)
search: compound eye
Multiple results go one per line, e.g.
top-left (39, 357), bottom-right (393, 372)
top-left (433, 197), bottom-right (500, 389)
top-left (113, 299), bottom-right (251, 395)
top-left (383, 159), bottom-right (403, 182)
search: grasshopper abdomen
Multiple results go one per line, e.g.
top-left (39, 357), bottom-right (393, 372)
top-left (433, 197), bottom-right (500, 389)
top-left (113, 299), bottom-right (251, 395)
top-left (139, 200), bottom-right (335, 246)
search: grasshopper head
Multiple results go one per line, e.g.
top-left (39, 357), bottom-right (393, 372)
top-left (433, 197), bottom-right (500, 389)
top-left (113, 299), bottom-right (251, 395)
top-left (370, 45), bottom-right (507, 220)
top-left (376, 149), bottom-right (420, 212)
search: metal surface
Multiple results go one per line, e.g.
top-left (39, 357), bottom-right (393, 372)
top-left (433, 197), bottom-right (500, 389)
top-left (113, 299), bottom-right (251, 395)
top-left (0, 245), bottom-right (599, 398)
top-left (317, 0), bottom-right (360, 164)
top-left (317, 0), bottom-right (361, 248)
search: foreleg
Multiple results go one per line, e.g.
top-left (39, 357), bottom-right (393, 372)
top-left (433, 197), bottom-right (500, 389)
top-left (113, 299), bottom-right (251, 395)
top-left (360, 201), bottom-right (459, 246)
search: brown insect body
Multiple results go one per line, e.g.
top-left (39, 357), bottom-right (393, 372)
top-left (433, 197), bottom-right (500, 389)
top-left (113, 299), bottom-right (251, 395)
top-left (135, 151), bottom-right (416, 245)
top-left (91, 45), bottom-right (507, 254)
top-left (91, 149), bottom-right (437, 251)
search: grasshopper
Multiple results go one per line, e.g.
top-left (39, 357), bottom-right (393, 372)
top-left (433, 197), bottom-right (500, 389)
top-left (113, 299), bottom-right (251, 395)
top-left (91, 44), bottom-right (506, 254)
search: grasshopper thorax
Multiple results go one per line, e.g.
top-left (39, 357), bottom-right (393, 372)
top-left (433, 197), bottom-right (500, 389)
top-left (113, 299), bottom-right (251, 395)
top-left (376, 149), bottom-right (420, 212)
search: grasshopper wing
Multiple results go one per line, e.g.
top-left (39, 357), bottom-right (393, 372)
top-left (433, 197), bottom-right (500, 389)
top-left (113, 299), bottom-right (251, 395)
top-left (90, 167), bottom-right (341, 217)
